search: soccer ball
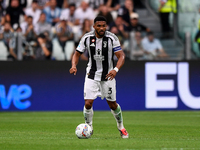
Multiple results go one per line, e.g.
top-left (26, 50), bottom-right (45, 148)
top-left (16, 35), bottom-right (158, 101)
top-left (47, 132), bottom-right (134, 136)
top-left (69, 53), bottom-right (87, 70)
top-left (75, 123), bottom-right (92, 139)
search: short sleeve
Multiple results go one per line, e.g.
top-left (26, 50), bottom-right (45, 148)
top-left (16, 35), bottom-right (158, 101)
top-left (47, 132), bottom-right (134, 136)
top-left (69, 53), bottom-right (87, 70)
top-left (112, 35), bottom-right (122, 53)
top-left (76, 36), bottom-right (86, 53)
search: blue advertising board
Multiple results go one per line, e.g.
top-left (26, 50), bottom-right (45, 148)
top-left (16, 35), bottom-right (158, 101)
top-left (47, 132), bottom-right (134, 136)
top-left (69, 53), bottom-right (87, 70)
top-left (0, 61), bottom-right (200, 111)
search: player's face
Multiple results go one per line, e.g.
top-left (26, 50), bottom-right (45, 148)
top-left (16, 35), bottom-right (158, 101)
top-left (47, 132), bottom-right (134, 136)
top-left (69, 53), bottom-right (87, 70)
top-left (93, 21), bottom-right (107, 38)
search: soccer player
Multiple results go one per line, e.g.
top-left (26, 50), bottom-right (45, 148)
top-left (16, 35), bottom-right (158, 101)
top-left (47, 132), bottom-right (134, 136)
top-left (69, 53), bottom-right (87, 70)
top-left (69, 16), bottom-right (129, 138)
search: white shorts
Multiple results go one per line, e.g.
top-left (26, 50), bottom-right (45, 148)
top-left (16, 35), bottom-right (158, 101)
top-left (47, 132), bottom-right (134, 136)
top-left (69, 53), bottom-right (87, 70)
top-left (84, 77), bottom-right (116, 101)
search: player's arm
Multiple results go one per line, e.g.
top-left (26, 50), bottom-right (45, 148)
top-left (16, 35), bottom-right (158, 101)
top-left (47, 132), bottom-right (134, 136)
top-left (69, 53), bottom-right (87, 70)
top-left (106, 50), bottom-right (125, 80)
top-left (70, 34), bottom-right (86, 75)
top-left (69, 51), bottom-right (82, 75)
top-left (115, 50), bottom-right (125, 70)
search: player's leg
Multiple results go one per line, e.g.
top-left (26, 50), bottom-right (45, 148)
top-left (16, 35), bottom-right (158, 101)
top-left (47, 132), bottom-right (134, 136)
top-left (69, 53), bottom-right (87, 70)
top-left (83, 99), bottom-right (94, 127)
top-left (83, 77), bottom-right (101, 133)
top-left (103, 79), bottom-right (129, 138)
top-left (106, 100), bottom-right (129, 138)
top-left (106, 101), bottom-right (123, 128)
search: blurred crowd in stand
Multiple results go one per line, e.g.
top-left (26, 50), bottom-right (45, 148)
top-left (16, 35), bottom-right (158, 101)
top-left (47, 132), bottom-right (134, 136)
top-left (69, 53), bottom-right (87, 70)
top-left (0, 0), bottom-right (169, 61)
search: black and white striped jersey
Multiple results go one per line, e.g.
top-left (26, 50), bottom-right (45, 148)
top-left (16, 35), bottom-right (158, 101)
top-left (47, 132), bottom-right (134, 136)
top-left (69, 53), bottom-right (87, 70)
top-left (76, 30), bottom-right (122, 81)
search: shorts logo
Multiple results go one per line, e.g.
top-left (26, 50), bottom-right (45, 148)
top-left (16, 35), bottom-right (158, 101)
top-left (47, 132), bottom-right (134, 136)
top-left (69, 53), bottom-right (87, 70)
top-left (107, 96), bottom-right (112, 99)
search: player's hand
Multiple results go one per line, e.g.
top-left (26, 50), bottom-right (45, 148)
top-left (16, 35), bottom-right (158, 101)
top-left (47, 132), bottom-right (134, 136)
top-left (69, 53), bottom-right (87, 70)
top-left (69, 67), bottom-right (77, 75)
top-left (106, 70), bottom-right (117, 80)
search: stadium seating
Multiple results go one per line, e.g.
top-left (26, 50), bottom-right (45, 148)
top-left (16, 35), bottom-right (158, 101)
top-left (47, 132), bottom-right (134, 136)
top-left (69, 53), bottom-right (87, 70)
top-left (52, 38), bottom-right (74, 61)
top-left (148, 0), bottom-right (200, 58)
top-left (1, 0), bottom-right (200, 60)
top-left (178, 0), bottom-right (200, 57)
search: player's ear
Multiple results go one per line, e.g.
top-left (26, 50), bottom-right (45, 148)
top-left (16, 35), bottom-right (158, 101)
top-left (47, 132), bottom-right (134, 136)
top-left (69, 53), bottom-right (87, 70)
top-left (93, 24), bottom-right (95, 29)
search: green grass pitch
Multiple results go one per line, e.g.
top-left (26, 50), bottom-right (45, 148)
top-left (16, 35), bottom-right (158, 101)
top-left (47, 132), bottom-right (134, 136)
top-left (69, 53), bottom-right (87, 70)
top-left (0, 111), bottom-right (200, 150)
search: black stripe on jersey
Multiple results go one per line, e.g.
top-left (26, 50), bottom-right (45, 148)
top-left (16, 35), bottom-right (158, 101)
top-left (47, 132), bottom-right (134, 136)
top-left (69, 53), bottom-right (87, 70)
top-left (88, 36), bottom-right (97, 80)
top-left (101, 36), bottom-right (109, 81)
top-left (84, 37), bottom-right (88, 48)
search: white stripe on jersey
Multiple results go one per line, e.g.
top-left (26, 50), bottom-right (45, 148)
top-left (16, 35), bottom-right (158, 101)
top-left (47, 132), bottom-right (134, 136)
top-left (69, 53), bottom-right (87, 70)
top-left (94, 38), bottom-right (103, 81)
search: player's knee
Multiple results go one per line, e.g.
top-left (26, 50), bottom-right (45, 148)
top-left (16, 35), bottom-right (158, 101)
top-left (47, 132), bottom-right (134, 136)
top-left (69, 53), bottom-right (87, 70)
top-left (110, 105), bottom-right (117, 110)
top-left (108, 102), bottom-right (118, 110)
top-left (85, 100), bottom-right (93, 109)
top-left (85, 103), bottom-right (92, 109)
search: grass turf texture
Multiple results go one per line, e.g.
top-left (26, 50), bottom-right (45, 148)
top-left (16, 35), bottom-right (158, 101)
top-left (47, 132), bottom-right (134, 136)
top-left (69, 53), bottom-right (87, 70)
top-left (0, 111), bottom-right (200, 150)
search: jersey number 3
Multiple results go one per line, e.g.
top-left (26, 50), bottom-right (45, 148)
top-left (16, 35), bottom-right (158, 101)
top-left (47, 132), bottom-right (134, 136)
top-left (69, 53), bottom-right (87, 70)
top-left (108, 87), bottom-right (112, 95)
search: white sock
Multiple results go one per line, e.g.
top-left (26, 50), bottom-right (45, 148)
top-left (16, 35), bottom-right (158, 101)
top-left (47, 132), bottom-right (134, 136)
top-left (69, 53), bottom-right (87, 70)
top-left (83, 106), bottom-right (93, 127)
top-left (111, 104), bottom-right (124, 130)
